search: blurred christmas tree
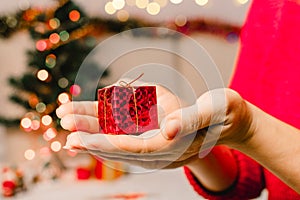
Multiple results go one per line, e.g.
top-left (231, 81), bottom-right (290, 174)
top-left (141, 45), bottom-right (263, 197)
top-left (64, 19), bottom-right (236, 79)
top-left (0, 0), bottom-right (108, 130)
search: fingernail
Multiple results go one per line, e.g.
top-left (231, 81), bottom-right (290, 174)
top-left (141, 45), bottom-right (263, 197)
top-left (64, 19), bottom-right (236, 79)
top-left (69, 148), bottom-right (88, 153)
top-left (63, 145), bottom-right (70, 150)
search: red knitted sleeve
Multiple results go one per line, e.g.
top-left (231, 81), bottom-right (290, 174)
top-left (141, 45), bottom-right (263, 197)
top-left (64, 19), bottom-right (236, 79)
top-left (183, 150), bottom-right (265, 200)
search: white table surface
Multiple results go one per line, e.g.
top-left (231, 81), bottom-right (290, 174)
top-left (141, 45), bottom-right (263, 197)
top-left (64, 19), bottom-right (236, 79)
top-left (4, 167), bottom-right (268, 200)
top-left (6, 168), bottom-right (204, 200)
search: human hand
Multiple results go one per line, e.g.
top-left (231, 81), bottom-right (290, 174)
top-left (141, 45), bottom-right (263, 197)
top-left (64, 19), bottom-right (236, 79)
top-left (56, 86), bottom-right (255, 169)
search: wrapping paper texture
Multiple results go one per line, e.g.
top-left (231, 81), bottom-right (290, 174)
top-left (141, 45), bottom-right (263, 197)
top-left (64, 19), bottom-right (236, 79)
top-left (98, 86), bottom-right (158, 135)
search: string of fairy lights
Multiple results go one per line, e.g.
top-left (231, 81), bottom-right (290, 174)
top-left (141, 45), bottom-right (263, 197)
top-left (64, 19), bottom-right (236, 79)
top-left (104, 0), bottom-right (249, 22)
top-left (19, 7), bottom-right (86, 161)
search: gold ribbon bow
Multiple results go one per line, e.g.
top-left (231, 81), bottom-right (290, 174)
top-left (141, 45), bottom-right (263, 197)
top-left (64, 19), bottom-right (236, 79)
top-left (103, 73), bottom-right (144, 133)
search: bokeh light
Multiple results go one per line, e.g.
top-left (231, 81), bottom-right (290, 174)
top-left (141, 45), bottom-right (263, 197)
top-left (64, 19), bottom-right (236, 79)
top-left (146, 2), bottom-right (160, 15)
top-left (59, 31), bottom-right (69, 42)
top-left (70, 84), bottom-right (81, 96)
top-left (28, 94), bottom-right (39, 108)
top-left (136, 0), bottom-right (149, 9)
top-left (49, 18), bottom-right (60, 29)
top-left (24, 149), bottom-right (35, 160)
top-left (105, 2), bottom-right (116, 15)
top-left (58, 77), bottom-right (69, 88)
top-left (175, 15), bottom-right (187, 27)
top-left (112, 0), bottom-right (125, 10)
top-left (41, 115), bottom-right (52, 126)
top-left (195, 0), bottom-right (209, 6)
top-left (21, 117), bottom-right (32, 129)
top-left (51, 141), bottom-right (62, 152)
top-left (36, 40), bottom-right (47, 51)
top-left (37, 69), bottom-right (49, 81)
top-left (170, 0), bottom-right (183, 4)
top-left (31, 119), bottom-right (40, 130)
top-left (18, 0), bottom-right (30, 11)
top-left (45, 54), bottom-right (56, 68)
top-left (6, 17), bottom-right (18, 28)
top-left (43, 128), bottom-right (57, 141)
top-left (49, 33), bottom-right (60, 44)
top-left (36, 102), bottom-right (46, 113)
top-left (58, 93), bottom-right (70, 104)
top-left (117, 10), bottom-right (130, 22)
top-left (69, 10), bottom-right (81, 22)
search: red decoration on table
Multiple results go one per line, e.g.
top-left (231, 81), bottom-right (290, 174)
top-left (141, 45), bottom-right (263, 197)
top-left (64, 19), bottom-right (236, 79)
top-left (110, 192), bottom-right (146, 199)
top-left (94, 159), bottom-right (103, 179)
top-left (98, 75), bottom-right (158, 135)
top-left (76, 167), bottom-right (91, 180)
top-left (2, 180), bottom-right (16, 197)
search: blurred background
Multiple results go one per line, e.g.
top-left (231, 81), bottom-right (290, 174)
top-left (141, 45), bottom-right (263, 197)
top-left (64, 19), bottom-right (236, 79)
top-left (0, 0), bottom-right (253, 199)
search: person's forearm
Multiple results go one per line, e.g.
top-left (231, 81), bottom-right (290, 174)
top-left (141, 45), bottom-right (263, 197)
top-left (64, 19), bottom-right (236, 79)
top-left (186, 145), bottom-right (238, 192)
top-left (233, 102), bottom-right (300, 194)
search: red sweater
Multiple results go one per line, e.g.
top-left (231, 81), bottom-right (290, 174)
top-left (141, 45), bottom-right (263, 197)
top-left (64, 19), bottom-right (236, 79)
top-left (184, 0), bottom-right (300, 199)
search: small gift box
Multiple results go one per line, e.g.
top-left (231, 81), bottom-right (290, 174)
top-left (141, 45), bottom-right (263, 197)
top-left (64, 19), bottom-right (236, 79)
top-left (98, 82), bottom-right (158, 135)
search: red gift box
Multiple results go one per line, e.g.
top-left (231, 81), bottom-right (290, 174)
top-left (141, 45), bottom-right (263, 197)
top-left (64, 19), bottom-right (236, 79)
top-left (98, 85), bottom-right (158, 135)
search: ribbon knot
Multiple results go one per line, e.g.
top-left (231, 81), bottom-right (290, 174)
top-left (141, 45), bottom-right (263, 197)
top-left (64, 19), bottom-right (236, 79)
top-left (103, 73), bottom-right (144, 134)
top-left (118, 73), bottom-right (144, 87)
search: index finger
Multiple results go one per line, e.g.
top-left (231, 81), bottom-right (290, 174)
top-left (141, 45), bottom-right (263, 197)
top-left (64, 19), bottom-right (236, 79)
top-left (56, 101), bottom-right (98, 118)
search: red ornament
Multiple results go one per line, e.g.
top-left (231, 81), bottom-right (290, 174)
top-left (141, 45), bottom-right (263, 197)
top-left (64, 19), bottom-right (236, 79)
top-left (36, 40), bottom-right (47, 51)
top-left (2, 180), bottom-right (16, 197)
top-left (98, 85), bottom-right (158, 135)
top-left (70, 84), bottom-right (81, 96)
top-left (69, 10), bottom-right (80, 22)
top-left (94, 159), bottom-right (103, 179)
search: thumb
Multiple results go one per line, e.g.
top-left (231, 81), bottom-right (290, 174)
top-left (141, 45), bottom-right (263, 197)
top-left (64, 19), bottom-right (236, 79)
top-left (160, 104), bottom-right (200, 140)
top-left (161, 89), bottom-right (227, 140)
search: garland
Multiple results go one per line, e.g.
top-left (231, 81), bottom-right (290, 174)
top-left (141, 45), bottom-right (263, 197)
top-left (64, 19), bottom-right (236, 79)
top-left (0, 7), bottom-right (240, 40)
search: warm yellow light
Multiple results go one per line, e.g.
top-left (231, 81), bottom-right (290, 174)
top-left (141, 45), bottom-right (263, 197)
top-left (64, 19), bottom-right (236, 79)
top-left (175, 15), bottom-right (187, 27)
top-left (154, 0), bottom-right (168, 7)
top-left (236, 0), bottom-right (248, 4)
top-left (170, 0), bottom-right (183, 4)
top-left (136, 0), bottom-right (149, 9)
top-left (195, 0), bottom-right (208, 6)
top-left (24, 149), bottom-right (35, 160)
top-left (37, 69), bottom-right (49, 81)
top-left (41, 115), bottom-right (52, 126)
top-left (58, 93), bottom-right (70, 104)
top-left (117, 10), bottom-right (130, 22)
top-left (49, 33), bottom-right (60, 44)
top-left (112, 0), bottom-right (125, 10)
top-left (49, 18), bottom-right (60, 29)
top-left (21, 117), bottom-right (32, 129)
top-left (146, 2), bottom-right (160, 15)
top-left (105, 2), bottom-right (117, 15)
top-left (51, 141), bottom-right (62, 152)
